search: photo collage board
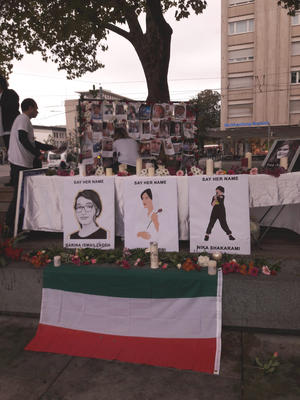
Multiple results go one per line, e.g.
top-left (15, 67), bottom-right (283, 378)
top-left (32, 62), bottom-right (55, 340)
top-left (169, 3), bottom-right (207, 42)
top-left (78, 99), bottom-right (198, 174)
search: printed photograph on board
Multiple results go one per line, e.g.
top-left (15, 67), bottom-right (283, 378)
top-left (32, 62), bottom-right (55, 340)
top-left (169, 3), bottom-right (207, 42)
top-left (152, 104), bottom-right (165, 119)
top-left (124, 176), bottom-right (179, 251)
top-left (262, 139), bottom-right (300, 170)
top-left (189, 175), bottom-right (250, 254)
top-left (63, 177), bottom-right (115, 249)
top-left (91, 103), bottom-right (102, 120)
top-left (127, 103), bottom-right (139, 121)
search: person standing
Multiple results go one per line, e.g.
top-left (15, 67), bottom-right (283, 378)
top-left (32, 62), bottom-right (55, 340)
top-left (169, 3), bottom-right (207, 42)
top-left (6, 98), bottom-right (56, 233)
top-left (0, 74), bottom-right (20, 185)
top-left (204, 186), bottom-right (235, 241)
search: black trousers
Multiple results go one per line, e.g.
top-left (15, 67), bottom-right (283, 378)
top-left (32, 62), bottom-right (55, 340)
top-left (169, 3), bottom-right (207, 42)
top-left (2, 134), bottom-right (10, 150)
top-left (6, 163), bottom-right (30, 233)
top-left (206, 209), bottom-right (232, 235)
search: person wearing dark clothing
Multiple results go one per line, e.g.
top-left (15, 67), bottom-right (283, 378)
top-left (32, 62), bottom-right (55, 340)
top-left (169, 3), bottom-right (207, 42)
top-left (6, 98), bottom-right (56, 234)
top-left (204, 186), bottom-right (235, 241)
top-left (0, 75), bottom-right (19, 150)
top-left (0, 75), bottom-right (20, 185)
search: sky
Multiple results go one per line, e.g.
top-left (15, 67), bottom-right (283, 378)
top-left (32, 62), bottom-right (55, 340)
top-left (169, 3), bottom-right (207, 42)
top-left (8, 0), bottom-right (221, 127)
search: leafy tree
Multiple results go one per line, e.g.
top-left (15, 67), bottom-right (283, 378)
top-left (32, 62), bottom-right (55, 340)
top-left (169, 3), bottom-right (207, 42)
top-left (189, 89), bottom-right (220, 141)
top-left (0, 0), bottom-right (207, 102)
top-left (277, 0), bottom-right (300, 14)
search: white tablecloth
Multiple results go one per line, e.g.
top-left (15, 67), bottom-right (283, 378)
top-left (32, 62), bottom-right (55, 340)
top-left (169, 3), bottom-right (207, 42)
top-left (23, 173), bottom-right (300, 238)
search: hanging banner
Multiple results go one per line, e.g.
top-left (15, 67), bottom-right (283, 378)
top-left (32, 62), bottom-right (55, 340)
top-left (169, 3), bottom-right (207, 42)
top-left (189, 175), bottom-right (250, 254)
top-left (63, 176), bottom-right (115, 249)
top-left (124, 176), bottom-right (179, 251)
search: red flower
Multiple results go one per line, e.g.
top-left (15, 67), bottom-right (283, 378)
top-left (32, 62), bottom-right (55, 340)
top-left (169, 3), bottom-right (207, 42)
top-left (248, 266), bottom-right (259, 276)
top-left (271, 270), bottom-right (277, 276)
top-left (227, 169), bottom-right (235, 175)
top-left (121, 260), bottom-right (130, 269)
top-left (222, 262), bottom-right (234, 274)
top-left (231, 262), bottom-right (240, 273)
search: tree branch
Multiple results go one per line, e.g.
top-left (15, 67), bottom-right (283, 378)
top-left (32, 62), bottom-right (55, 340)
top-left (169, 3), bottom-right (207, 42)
top-left (105, 23), bottom-right (131, 40)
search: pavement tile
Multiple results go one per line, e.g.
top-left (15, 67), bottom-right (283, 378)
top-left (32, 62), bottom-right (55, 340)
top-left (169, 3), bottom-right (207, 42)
top-left (220, 329), bottom-right (242, 379)
top-left (42, 357), bottom-right (241, 400)
top-left (242, 332), bottom-right (300, 400)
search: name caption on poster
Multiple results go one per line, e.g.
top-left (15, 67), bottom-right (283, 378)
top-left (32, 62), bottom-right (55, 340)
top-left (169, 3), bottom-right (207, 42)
top-left (134, 180), bottom-right (167, 185)
top-left (202, 176), bottom-right (239, 182)
top-left (196, 245), bottom-right (240, 251)
top-left (73, 179), bottom-right (104, 184)
top-left (65, 242), bottom-right (110, 249)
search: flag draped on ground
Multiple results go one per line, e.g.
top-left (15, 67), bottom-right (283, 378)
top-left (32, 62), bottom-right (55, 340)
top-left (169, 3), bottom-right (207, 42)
top-left (26, 265), bottom-right (223, 374)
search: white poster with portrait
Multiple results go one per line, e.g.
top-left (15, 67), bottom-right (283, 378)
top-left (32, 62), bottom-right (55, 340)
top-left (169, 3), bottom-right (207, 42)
top-left (63, 176), bottom-right (115, 250)
top-left (124, 176), bottom-right (179, 251)
top-left (189, 175), bottom-right (250, 255)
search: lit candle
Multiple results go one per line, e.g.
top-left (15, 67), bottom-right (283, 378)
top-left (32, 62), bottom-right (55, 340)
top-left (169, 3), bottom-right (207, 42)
top-left (119, 164), bottom-right (126, 172)
top-left (150, 242), bottom-right (159, 269)
top-left (280, 156), bottom-right (288, 170)
top-left (245, 152), bottom-right (252, 169)
top-left (148, 167), bottom-right (155, 176)
top-left (106, 168), bottom-right (113, 176)
top-left (53, 255), bottom-right (61, 267)
top-left (136, 158), bottom-right (142, 175)
top-left (206, 159), bottom-right (214, 176)
top-left (208, 260), bottom-right (217, 275)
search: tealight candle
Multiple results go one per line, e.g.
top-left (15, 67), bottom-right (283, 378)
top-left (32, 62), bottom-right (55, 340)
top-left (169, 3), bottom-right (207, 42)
top-left (106, 168), bottom-right (113, 176)
top-left (136, 158), bottom-right (142, 176)
top-left (212, 252), bottom-right (222, 261)
top-left (280, 157), bottom-right (288, 170)
top-left (53, 255), bottom-right (61, 267)
top-left (206, 159), bottom-right (214, 176)
top-left (208, 260), bottom-right (217, 275)
top-left (245, 152), bottom-right (252, 169)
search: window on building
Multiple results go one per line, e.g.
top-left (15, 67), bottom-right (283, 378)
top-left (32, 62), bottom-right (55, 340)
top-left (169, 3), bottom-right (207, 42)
top-left (229, 47), bottom-right (254, 63)
top-left (291, 71), bottom-right (300, 84)
top-left (229, 0), bottom-right (254, 5)
top-left (228, 103), bottom-right (253, 117)
top-left (228, 19), bottom-right (254, 35)
top-left (290, 100), bottom-right (300, 113)
top-left (291, 41), bottom-right (300, 56)
top-left (291, 12), bottom-right (300, 26)
top-left (229, 76), bottom-right (253, 89)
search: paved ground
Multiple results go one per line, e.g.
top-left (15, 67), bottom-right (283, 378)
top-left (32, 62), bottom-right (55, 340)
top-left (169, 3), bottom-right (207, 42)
top-left (0, 315), bottom-right (299, 400)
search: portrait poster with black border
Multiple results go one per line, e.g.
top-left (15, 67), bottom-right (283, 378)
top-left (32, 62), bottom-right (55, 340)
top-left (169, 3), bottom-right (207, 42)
top-left (63, 176), bottom-right (115, 249)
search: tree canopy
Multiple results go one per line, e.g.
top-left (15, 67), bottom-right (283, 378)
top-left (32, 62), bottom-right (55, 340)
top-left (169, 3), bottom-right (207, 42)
top-left (190, 89), bottom-right (220, 136)
top-left (0, 0), bottom-right (207, 102)
top-left (277, 0), bottom-right (300, 14)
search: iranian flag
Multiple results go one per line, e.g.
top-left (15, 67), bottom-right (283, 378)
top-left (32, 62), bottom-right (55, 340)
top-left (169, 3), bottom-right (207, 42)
top-left (26, 265), bottom-right (222, 375)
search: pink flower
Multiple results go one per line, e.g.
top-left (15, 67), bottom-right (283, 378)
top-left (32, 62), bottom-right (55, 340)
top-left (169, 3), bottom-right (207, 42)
top-left (231, 262), bottom-right (240, 273)
top-left (176, 170), bottom-right (184, 176)
top-left (227, 169), bottom-right (235, 175)
top-left (273, 352), bottom-right (278, 358)
top-left (262, 265), bottom-right (271, 275)
top-left (250, 168), bottom-right (258, 175)
top-left (71, 255), bottom-right (80, 266)
top-left (69, 169), bottom-right (75, 176)
top-left (91, 258), bottom-right (97, 264)
top-left (162, 263), bottom-right (168, 269)
top-left (134, 258), bottom-right (141, 267)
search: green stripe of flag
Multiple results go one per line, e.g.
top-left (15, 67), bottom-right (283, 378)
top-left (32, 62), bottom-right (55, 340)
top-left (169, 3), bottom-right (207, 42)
top-left (43, 264), bottom-right (218, 298)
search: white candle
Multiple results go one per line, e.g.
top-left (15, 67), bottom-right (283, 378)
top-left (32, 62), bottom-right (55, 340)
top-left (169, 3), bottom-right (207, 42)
top-left (79, 164), bottom-right (86, 176)
top-left (53, 255), bottom-right (61, 267)
top-left (214, 161), bottom-right (222, 169)
top-left (280, 156), bottom-right (288, 170)
top-left (206, 159), bottom-right (214, 176)
top-left (136, 158), bottom-right (142, 175)
top-left (208, 260), bottom-right (217, 275)
top-left (145, 162), bottom-right (153, 169)
top-left (148, 167), bottom-right (155, 176)
top-left (150, 242), bottom-right (159, 269)
top-left (106, 168), bottom-right (113, 176)
top-left (245, 152), bottom-right (252, 169)
top-left (119, 164), bottom-right (126, 172)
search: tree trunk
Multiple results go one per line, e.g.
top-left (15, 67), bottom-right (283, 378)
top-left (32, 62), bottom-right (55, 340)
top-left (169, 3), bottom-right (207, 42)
top-left (129, 2), bottom-right (172, 103)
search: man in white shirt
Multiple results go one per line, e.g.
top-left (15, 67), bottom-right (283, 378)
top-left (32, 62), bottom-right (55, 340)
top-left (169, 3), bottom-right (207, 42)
top-left (6, 98), bottom-right (56, 233)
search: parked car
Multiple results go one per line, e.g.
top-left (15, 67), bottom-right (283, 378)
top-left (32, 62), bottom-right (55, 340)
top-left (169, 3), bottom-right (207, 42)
top-left (47, 151), bottom-right (67, 167)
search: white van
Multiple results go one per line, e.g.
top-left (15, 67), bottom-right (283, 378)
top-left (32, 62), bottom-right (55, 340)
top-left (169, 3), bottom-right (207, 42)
top-left (47, 151), bottom-right (67, 167)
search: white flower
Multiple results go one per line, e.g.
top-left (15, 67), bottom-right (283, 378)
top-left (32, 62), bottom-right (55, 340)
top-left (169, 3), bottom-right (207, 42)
top-left (177, 263), bottom-right (182, 270)
top-left (198, 255), bottom-right (210, 267)
top-left (140, 169), bottom-right (148, 176)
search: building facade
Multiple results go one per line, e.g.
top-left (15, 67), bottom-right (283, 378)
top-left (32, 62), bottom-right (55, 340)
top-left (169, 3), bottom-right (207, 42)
top-left (221, 0), bottom-right (300, 155)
